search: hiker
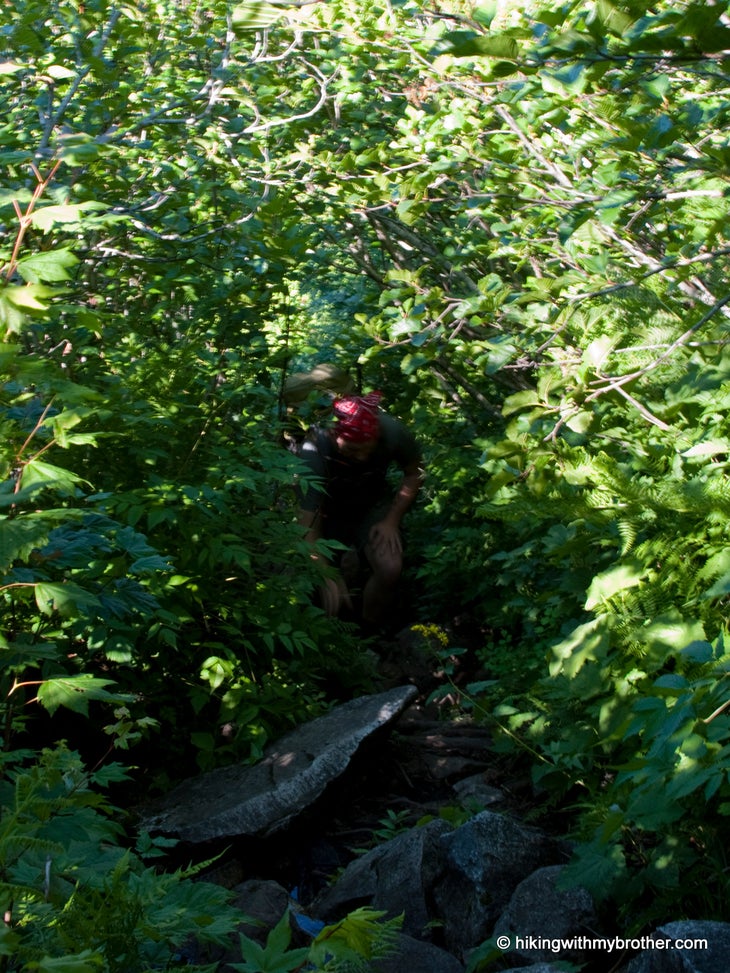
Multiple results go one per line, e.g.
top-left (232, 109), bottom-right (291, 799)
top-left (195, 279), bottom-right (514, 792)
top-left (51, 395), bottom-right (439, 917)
top-left (296, 391), bottom-right (423, 628)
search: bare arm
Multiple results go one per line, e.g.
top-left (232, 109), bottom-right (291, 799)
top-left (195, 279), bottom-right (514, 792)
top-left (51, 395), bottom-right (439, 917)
top-left (297, 507), bottom-right (351, 614)
top-left (383, 461), bottom-right (424, 527)
top-left (369, 460), bottom-right (424, 556)
top-left (297, 506), bottom-right (323, 549)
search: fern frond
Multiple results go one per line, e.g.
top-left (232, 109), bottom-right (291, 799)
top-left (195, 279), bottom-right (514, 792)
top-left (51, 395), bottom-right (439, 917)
top-left (0, 835), bottom-right (64, 860)
top-left (310, 908), bottom-right (403, 971)
top-left (0, 879), bottom-right (45, 904)
top-left (617, 520), bottom-right (637, 556)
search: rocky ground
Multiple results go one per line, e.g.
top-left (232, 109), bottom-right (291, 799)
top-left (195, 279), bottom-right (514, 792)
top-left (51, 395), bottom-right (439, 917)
top-left (137, 626), bottom-right (730, 973)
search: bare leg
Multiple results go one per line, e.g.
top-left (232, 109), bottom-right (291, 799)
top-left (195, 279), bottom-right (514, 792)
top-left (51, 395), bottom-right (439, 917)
top-left (362, 537), bottom-right (402, 625)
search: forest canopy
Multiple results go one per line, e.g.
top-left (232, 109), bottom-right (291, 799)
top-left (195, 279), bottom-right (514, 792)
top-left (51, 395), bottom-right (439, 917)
top-left (1, 0), bottom-right (730, 966)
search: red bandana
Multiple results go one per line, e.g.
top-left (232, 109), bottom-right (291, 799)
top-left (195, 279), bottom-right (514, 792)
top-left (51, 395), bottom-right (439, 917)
top-left (332, 392), bottom-right (383, 443)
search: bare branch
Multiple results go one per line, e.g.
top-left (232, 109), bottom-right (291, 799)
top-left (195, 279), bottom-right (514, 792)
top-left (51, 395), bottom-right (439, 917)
top-left (243, 59), bottom-right (334, 134)
top-left (494, 105), bottom-right (573, 190)
top-left (593, 291), bottom-right (730, 392)
top-left (39, 6), bottom-right (123, 151)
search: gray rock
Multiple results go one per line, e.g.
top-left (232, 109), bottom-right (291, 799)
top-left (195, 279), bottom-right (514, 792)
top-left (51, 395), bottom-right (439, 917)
top-left (229, 879), bottom-right (293, 942)
top-left (141, 685), bottom-right (418, 842)
top-left (452, 773), bottom-right (504, 808)
top-left (313, 819), bottom-right (453, 939)
top-left (433, 811), bottom-right (563, 957)
top-left (374, 933), bottom-right (464, 973)
top-left (624, 920), bottom-right (730, 973)
top-left (208, 879), bottom-right (300, 969)
top-left (493, 865), bottom-right (597, 964)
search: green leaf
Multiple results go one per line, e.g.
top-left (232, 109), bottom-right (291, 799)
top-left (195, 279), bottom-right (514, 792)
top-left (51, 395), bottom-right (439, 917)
top-left (549, 617), bottom-right (612, 678)
top-left (473, 3), bottom-right (498, 28)
top-left (626, 782), bottom-right (686, 827)
top-left (490, 60), bottom-right (519, 77)
top-left (502, 389), bottom-right (542, 416)
top-left (698, 549), bottom-right (730, 581)
top-left (558, 838), bottom-right (627, 901)
top-left (310, 907), bottom-right (400, 966)
top-left (20, 460), bottom-right (91, 495)
top-left (5, 283), bottom-right (57, 308)
top-left (92, 763), bottom-right (131, 786)
top-left (0, 922), bottom-right (20, 957)
top-left (565, 410), bottom-right (593, 434)
top-left (34, 581), bottom-right (102, 617)
top-left (540, 62), bottom-right (587, 95)
top-left (28, 951), bottom-right (104, 972)
top-left (231, 1), bottom-right (290, 31)
top-left (266, 909), bottom-right (293, 957)
top-left (45, 64), bottom-right (77, 80)
top-left (440, 31), bottom-right (520, 59)
top-left (0, 284), bottom-right (57, 330)
top-left (704, 573), bottom-right (730, 598)
top-left (36, 674), bottom-right (124, 716)
top-left (652, 673), bottom-right (689, 696)
top-left (596, 0), bottom-right (637, 35)
top-left (583, 335), bottom-right (614, 369)
top-left (634, 613), bottom-right (707, 661)
top-left (679, 641), bottom-right (714, 664)
top-left (129, 554), bottom-right (171, 575)
top-left (682, 439), bottom-right (730, 458)
top-left (585, 560), bottom-right (647, 610)
top-left (0, 516), bottom-right (58, 572)
top-left (16, 248), bottom-right (79, 284)
top-left (229, 924), bottom-right (310, 973)
top-left (0, 640), bottom-right (61, 671)
top-left (30, 201), bottom-right (107, 232)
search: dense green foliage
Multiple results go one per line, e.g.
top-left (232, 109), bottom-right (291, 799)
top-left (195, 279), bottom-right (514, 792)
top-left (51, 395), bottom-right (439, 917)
top-left (1, 0), bottom-right (729, 965)
top-left (0, 745), bottom-right (240, 970)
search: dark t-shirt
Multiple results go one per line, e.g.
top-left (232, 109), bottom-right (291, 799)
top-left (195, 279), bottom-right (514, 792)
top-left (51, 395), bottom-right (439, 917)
top-left (297, 415), bottom-right (421, 536)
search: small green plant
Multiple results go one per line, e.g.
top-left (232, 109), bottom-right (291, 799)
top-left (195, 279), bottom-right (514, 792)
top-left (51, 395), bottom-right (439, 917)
top-left (417, 800), bottom-right (485, 830)
top-left (230, 907), bottom-right (402, 973)
top-left (350, 808), bottom-right (414, 857)
top-left (371, 808), bottom-right (413, 843)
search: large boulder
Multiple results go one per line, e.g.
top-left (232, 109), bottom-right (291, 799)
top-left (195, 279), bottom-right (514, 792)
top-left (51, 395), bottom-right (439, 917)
top-left (433, 811), bottom-right (564, 957)
top-left (312, 819), bottom-right (453, 939)
top-left (492, 865), bottom-right (597, 965)
top-left (624, 920), bottom-right (730, 973)
top-left (140, 685), bottom-right (417, 843)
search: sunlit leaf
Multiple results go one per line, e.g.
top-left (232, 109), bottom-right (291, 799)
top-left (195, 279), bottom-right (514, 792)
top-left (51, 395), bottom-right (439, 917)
top-left (231, 0), bottom-right (290, 31)
top-left (682, 439), bottom-right (730, 458)
top-left (439, 30), bottom-right (520, 59)
top-left (36, 673), bottom-right (124, 716)
top-left (585, 561), bottom-right (647, 610)
top-left (16, 248), bottom-right (79, 284)
top-left (21, 460), bottom-right (91, 495)
top-left (34, 581), bottom-right (102, 617)
top-left (31, 201), bottom-right (108, 231)
top-left (549, 617), bottom-right (612, 678)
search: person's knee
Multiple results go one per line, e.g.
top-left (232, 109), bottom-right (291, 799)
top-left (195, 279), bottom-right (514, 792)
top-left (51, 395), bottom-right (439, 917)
top-left (367, 548), bottom-right (402, 587)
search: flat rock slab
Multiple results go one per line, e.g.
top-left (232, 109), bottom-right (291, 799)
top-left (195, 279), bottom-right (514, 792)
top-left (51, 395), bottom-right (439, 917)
top-left (141, 685), bottom-right (418, 843)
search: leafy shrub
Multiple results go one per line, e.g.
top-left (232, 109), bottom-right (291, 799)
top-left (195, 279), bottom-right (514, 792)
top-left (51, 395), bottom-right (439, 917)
top-left (0, 746), bottom-right (240, 972)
